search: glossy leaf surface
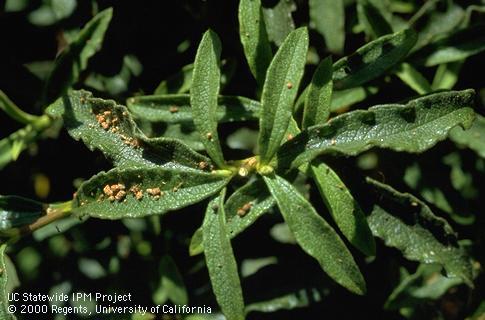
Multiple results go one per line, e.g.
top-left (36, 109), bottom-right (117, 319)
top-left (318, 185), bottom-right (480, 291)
top-left (264, 174), bottom-right (366, 295)
top-left (278, 90), bottom-right (475, 169)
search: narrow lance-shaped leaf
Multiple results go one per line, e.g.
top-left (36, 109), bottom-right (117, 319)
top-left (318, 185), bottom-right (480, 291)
top-left (155, 64), bottom-right (194, 95)
top-left (277, 90), bottom-right (476, 170)
top-left (262, 0), bottom-right (296, 47)
top-left (203, 190), bottom-right (245, 320)
top-left (190, 178), bottom-right (275, 256)
top-left (310, 162), bottom-right (375, 256)
top-left (384, 264), bottom-right (463, 311)
top-left (0, 90), bottom-right (39, 125)
top-left (357, 0), bottom-right (393, 39)
top-left (43, 8), bottom-right (113, 104)
top-left (395, 62), bottom-right (432, 95)
top-left (246, 288), bottom-right (323, 314)
top-left (330, 86), bottom-right (379, 112)
top-left (0, 244), bottom-right (15, 320)
top-left (0, 196), bottom-right (45, 237)
top-left (258, 27), bottom-right (308, 164)
top-left (296, 85), bottom-right (379, 115)
top-left (46, 90), bottom-right (211, 171)
top-left (309, 0), bottom-right (345, 53)
top-left (411, 3), bottom-right (465, 51)
top-left (333, 29), bottom-right (417, 90)
top-left (263, 174), bottom-right (366, 295)
top-left (366, 178), bottom-right (473, 286)
top-left (127, 94), bottom-right (260, 124)
top-left (284, 116), bottom-right (374, 256)
top-left (154, 60), bottom-right (236, 95)
top-left (449, 114), bottom-right (485, 159)
top-left (239, 0), bottom-right (273, 86)
top-left (191, 30), bottom-right (226, 168)
top-left (0, 116), bottom-right (51, 170)
top-left (155, 255), bottom-right (188, 305)
top-left (73, 167), bottom-right (231, 219)
top-left (302, 57), bottom-right (333, 129)
top-left (410, 24), bottom-right (485, 67)
top-left (432, 62), bottom-right (463, 90)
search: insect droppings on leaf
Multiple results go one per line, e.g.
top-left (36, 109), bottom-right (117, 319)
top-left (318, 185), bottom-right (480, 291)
top-left (103, 185), bottom-right (113, 196)
top-left (237, 202), bottom-right (252, 217)
top-left (115, 190), bottom-right (126, 201)
top-left (198, 161), bottom-right (208, 170)
top-left (103, 183), bottom-right (126, 202)
top-left (146, 187), bottom-right (161, 196)
top-left (129, 185), bottom-right (143, 200)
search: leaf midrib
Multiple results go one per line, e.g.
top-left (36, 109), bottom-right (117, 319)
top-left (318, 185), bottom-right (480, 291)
top-left (312, 105), bottom-right (472, 150)
top-left (263, 34), bottom-right (303, 158)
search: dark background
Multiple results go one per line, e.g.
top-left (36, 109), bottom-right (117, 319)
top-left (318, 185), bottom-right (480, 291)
top-left (1, 1), bottom-right (484, 319)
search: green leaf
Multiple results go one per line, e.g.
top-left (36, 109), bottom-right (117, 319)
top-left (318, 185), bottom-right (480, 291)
top-left (413, 3), bottom-right (465, 51)
top-left (73, 167), bottom-right (231, 219)
top-left (384, 264), bottom-right (463, 311)
top-left (330, 86), bottom-right (379, 112)
top-left (153, 255), bottom-right (188, 305)
top-left (263, 174), bottom-right (366, 295)
top-left (333, 29), bottom-right (417, 90)
top-left (411, 24), bottom-right (485, 66)
top-left (127, 94), bottom-right (260, 124)
top-left (404, 161), bottom-right (476, 225)
top-left (245, 288), bottom-right (323, 314)
top-left (309, 0), bottom-right (345, 53)
top-left (366, 178), bottom-right (473, 286)
top-left (190, 178), bottom-right (275, 256)
top-left (84, 54), bottom-right (142, 96)
top-left (0, 90), bottom-right (40, 125)
top-left (431, 62), bottom-right (463, 90)
top-left (0, 116), bottom-right (51, 170)
top-left (262, 0), bottom-right (296, 47)
top-left (5, 0), bottom-right (29, 12)
top-left (258, 27), bottom-right (309, 164)
top-left (0, 244), bottom-right (15, 320)
top-left (239, 0), bottom-right (273, 85)
top-left (395, 62), bottom-right (432, 94)
top-left (203, 190), bottom-right (245, 320)
top-left (159, 123), bottom-right (204, 151)
top-left (302, 57), bottom-right (333, 129)
top-left (450, 114), bottom-right (485, 159)
top-left (189, 227), bottom-right (204, 256)
top-left (154, 60), bottom-right (236, 95)
top-left (224, 178), bottom-right (275, 237)
top-left (47, 90), bottom-right (210, 170)
top-left (28, 0), bottom-right (76, 26)
top-left (277, 90), bottom-right (476, 170)
top-left (357, 0), bottom-right (393, 38)
top-left (155, 64), bottom-right (194, 95)
top-left (191, 30), bottom-right (226, 168)
top-left (44, 8), bottom-right (113, 104)
top-left (241, 257), bottom-right (277, 278)
top-left (310, 161), bottom-right (375, 256)
top-left (0, 196), bottom-right (45, 236)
